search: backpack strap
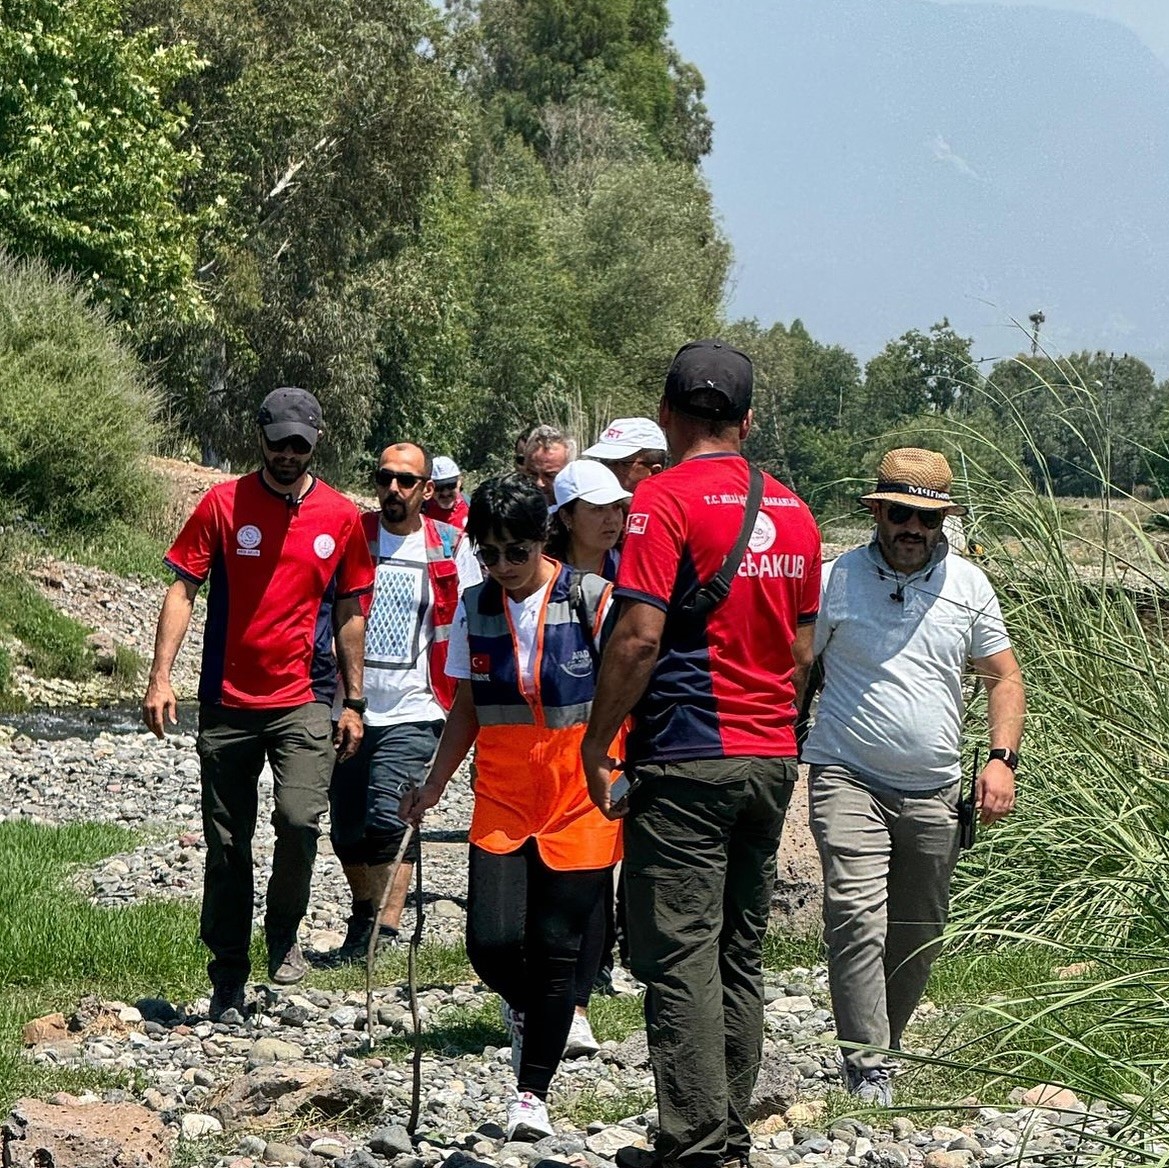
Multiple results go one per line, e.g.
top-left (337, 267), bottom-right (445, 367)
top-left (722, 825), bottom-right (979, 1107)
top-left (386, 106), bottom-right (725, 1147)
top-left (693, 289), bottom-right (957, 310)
top-left (569, 569), bottom-right (601, 669)
top-left (676, 463), bottom-right (765, 620)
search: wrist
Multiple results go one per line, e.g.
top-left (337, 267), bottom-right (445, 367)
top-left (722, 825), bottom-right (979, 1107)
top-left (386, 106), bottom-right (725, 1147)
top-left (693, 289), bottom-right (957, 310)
top-left (987, 747), bottom-right (1019, 771)
top-left (341, 696), bottom-right (367, 715)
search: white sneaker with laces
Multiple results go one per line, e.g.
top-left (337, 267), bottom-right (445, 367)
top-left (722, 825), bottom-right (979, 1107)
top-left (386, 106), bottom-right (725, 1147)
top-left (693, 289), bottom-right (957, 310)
top-left (506, 1090), bottom-right (554, 1140)
top-left (563, 1011), bottom-right (601, 1057)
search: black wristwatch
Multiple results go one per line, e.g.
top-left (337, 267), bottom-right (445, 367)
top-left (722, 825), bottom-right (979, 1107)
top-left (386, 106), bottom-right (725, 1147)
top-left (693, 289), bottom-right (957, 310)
top-left (342, 697), bottom-right (368, 715)
top-left (987, 747), bottom-right (1019, 771)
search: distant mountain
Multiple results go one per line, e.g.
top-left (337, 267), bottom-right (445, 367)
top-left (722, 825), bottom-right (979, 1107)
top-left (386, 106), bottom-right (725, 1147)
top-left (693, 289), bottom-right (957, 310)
top-left (671, 0), bottom-right (1169, 372)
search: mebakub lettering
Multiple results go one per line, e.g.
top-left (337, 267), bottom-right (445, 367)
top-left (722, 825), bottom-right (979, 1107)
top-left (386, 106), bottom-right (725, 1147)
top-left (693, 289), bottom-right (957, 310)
top-left (736, 553), bottom-right (806, 579)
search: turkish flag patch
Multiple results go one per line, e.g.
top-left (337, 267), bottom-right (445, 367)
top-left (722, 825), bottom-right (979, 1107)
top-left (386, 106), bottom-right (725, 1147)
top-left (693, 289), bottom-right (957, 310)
top-left (471, 653), bottom-right (491, 674)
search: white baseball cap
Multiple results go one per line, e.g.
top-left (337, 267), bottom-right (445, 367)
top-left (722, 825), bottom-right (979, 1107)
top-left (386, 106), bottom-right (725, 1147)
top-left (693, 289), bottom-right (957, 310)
top-left (583, 417), bottom-right (667, 460)
top-left (549, 460), bottom-right (632, 515)
top-left (431, 455), bottom-right (461, 483)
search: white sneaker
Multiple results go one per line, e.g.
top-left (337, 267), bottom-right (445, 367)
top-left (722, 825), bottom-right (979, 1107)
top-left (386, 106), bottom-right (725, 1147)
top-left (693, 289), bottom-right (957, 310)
top-left (563, 1011), bottom-right (601, 1058)
top-left (506, 1090), bottom-right (554, 1140)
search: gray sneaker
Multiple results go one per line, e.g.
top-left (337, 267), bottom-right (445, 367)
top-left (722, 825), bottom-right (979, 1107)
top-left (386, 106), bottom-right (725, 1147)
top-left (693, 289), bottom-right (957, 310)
top-left (846, 1066), bottom-right (893, 1107)
top-left (268, 941), bottom-right (308, 985)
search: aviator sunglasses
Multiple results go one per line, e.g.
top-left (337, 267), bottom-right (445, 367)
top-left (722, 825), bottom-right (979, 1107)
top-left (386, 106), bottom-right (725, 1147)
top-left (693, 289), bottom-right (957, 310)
top-left (476, 541), bottom-right (536, 567)
top-left (885, 503), bottom-right (945, 529)
top-left (374, 469), bottom-right (425, 490)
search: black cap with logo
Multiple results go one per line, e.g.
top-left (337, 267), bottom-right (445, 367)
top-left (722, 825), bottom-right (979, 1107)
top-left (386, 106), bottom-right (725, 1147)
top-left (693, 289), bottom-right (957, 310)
top-left (664, 339), bottom-right (753, 421)
top-left (257, 387), bottom-right (322, 447)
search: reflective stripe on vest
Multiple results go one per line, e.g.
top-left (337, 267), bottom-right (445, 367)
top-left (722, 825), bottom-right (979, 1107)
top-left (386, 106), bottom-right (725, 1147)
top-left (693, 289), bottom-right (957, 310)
top-left (465, 561), bottom-right (610, 729)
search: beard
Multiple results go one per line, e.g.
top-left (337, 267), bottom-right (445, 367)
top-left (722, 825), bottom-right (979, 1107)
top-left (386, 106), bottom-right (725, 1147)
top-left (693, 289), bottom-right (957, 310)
top-left (262, 449), bottom-right (310, 486)
top-left (380, 496), bottom-right (408, 523)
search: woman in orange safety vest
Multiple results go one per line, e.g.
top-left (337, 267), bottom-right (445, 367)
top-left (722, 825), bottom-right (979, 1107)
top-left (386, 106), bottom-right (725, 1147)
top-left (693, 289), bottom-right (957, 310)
top-left (400, 474), bottom-right (622, 1143)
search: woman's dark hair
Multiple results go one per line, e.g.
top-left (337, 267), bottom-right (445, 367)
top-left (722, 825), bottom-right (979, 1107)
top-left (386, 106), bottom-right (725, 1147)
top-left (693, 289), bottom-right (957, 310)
top-left (467, 473), bottom-right (550, 545)
top-left (545, 502), bottom-right (577, 562)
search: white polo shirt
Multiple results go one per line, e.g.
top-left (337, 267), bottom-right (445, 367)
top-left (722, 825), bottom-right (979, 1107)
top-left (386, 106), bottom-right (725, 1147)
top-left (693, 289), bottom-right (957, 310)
top-left (803, 540), bottom-right (1011, 791)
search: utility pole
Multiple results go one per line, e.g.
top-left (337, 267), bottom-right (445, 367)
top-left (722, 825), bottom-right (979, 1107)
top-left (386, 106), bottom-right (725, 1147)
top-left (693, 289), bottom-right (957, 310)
top-left (1028, 310), bottom-right (1045, 357)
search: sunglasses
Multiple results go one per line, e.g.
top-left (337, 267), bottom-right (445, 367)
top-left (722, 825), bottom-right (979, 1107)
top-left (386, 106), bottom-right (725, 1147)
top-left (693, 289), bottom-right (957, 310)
top-left (476, 541), bottom-right (536, 567)
top-left (264, 434), bottom-right (313, 455)
top-left (602, 458), bottom-right (652, 471)
top-left (374, 469), bottom-right (425, 490)
top-left (885, 503), bottom-right (945, 529)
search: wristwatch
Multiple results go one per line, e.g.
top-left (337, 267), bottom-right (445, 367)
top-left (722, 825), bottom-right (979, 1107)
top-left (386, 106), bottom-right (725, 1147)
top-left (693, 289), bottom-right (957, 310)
top-left (987, 747), bottom-right (1018, 771)
top-left (342, 697), bottom-right (368, 715)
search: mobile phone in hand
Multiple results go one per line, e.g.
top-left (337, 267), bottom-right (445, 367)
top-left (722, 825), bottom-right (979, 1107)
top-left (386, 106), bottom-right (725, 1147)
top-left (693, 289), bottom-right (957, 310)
top-left (609, 772), bottom-right (631, 804)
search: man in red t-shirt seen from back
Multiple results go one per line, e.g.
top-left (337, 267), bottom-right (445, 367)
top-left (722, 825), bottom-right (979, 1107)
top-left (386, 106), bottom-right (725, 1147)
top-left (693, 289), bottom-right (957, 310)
top-left (422, 455), bottom-right (470, 531)
top-left (141, 387), bottom-right (374, 1021)
top-left (582, 340), bottom-right (822, 1168)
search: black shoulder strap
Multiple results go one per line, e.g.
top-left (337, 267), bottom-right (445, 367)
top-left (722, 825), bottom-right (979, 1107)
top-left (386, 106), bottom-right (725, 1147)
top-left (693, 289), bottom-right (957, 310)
top-left (569, 569), bottom-right (601, 667)
top-left (677, 463), bottom-right (765, 620)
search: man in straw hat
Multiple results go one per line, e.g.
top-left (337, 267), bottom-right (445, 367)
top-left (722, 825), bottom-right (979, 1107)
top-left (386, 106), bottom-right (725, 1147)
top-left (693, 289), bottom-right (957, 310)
top-left (801, 447), bottom-right (1025, 1106)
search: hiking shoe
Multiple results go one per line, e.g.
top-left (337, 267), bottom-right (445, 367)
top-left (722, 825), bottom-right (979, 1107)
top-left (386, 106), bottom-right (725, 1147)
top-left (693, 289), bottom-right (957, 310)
top-left (563, 1011), bottom-right (601, 1058)
top-left (268, 940), bottom-right (308, 985)
top-left (506, 1090), bottom-right (554, 1140)
top-left (614, 1148), bottom-right (660, 1168)
top-left (208, 981), bottom-right (245, 1022)
top-left (846, 1066), bottom-right (894, 1107)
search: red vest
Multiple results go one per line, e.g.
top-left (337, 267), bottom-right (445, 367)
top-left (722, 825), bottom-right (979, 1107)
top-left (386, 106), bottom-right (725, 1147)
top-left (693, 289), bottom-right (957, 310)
top-left (360, 511), bottom-right (462, 711)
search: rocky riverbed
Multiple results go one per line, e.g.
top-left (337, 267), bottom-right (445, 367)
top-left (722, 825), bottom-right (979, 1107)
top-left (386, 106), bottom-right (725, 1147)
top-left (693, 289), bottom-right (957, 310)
top-left (0, 726), bottom-right (1124, 1168)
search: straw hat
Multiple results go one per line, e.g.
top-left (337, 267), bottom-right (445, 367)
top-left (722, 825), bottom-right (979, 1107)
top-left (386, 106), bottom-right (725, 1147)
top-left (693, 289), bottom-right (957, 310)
top-left (859, 448), bottom-right (968, 515)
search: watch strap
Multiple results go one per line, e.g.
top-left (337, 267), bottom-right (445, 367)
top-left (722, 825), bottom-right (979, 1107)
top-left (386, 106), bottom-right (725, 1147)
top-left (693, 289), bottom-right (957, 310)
top-left (342, 697), bottom-right (368, 714)
top-left (987, 747), bottom-right (1018, 770)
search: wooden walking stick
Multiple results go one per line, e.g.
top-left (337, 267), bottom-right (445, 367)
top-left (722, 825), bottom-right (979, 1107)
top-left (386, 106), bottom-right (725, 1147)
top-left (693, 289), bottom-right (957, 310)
top-left (364, 825), bottom-right (415, 1053)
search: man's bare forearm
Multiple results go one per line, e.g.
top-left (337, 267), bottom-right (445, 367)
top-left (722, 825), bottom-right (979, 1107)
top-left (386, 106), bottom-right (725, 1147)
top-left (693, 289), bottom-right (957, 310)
top-left (148, 578), bottom-right (197, 683)
top-left (334, 601), bottom-right (366, 700)
top-left (583, 605), bottom-right (663, 751)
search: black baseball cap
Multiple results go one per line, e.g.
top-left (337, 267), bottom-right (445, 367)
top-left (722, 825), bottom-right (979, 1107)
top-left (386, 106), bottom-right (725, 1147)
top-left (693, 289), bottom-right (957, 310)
top-left (664, 339), bottom-right (753, 421)
top-left (257, 387), bottom-right (322, 447)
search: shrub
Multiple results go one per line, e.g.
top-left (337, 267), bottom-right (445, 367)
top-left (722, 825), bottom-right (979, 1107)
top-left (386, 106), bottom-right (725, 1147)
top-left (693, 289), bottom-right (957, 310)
top-left (0, 253), bottom-right (162, 532)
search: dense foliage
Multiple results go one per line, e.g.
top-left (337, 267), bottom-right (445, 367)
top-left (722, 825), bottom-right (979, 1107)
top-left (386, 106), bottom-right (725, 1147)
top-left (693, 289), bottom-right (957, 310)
top-left (1, 0), bottom-right (1168, 507)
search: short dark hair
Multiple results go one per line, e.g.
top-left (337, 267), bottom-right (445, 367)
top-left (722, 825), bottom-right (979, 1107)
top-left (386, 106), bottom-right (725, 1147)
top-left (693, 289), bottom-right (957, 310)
top-left (662, 393), bottom-right (741, 439)
top-left (381, 441), bottom-right (432, 478)
top-left (467, 474), bottom-right (550, 545)
top-left (639, 447), bottom-right (667, 467)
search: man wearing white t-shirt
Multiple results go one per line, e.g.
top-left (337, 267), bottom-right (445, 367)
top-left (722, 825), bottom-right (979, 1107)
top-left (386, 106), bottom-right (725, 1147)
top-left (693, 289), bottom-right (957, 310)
top-left (328, 442), bottom-right (479, 962)
top-left (802, 448), bottom-right (1025, 1106)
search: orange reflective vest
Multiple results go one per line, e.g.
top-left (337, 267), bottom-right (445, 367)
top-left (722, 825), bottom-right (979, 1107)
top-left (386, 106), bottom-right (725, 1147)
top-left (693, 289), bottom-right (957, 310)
top-left (465, 562), bottom-right (622, 871)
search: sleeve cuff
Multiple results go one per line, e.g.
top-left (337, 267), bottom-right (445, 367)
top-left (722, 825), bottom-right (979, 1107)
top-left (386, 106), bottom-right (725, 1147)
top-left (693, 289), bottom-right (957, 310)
top-left (797, 610), bottom-right (819, 625)
top-left (164, 559), bottom-right (205, 586)
top-left (337, 583), bottom-right (375, 600)
top-left (613, 587), bottom-right (670, 613)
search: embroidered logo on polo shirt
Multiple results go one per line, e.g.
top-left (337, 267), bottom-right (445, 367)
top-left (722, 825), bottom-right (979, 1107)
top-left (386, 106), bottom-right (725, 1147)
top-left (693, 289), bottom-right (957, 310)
top-left (748, 513), bottom-right (776, 553)
top-left (236, 524), bottom-right (262, 556)
top-left (626, 512), bottom-right (649, 536)
top-left (313, 534), bottom-right (336, 559)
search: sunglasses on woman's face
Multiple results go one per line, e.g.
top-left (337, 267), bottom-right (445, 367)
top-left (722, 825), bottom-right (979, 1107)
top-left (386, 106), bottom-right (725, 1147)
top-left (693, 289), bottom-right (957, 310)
top-left (476, 541), bottom-right (535, 567)
top-left (885, 503), bottom-right (945, 530)
top-left (374, 468), bottom-right (425, 490)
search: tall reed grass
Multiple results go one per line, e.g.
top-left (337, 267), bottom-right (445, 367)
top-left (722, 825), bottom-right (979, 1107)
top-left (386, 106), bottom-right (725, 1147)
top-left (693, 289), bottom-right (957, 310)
top-left (886, 361), bottom-right (1169, 1153)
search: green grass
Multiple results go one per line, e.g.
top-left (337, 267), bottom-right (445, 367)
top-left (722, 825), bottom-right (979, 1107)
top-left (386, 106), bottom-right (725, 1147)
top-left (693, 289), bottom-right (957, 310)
top-left (0, 572), bottom-right (93, 681)
top-left (54, 521), bottom-right (170, 582)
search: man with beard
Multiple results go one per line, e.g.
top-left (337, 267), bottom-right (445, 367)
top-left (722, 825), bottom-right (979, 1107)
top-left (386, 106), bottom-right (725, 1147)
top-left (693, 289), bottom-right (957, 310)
top-left (142, 387), bottom-right (374, 1019)
top-left (327, 442), bottom-right (479, 962)
top-left (802, 447), bottom-right (1025, 1105)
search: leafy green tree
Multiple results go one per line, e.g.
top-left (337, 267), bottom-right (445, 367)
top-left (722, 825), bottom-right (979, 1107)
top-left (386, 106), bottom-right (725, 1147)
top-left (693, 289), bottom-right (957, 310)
top-left (857, 318), bottom-right (978, 434)
top-left (468, 0), bottom-right (711, 165)
top-left (988, 352), bottom-right (1164, 495)
top-left (127, 0), bottom-right (464, 471)
top-left (0, 0), bottom-right (205, 320)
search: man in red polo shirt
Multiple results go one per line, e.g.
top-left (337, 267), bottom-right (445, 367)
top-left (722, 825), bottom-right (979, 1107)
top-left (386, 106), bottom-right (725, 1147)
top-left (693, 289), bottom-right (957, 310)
top-left (142, 387), bottom-right (374, 1020)
top-left (582, 341), bottom-right (821, 1168)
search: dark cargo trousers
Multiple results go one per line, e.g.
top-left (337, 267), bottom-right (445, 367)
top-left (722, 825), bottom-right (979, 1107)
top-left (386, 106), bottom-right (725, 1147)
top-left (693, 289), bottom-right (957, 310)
top-left (623, 757), bottom-right (796, 1168)
top-left (196, 702), bottom-right (334, 984)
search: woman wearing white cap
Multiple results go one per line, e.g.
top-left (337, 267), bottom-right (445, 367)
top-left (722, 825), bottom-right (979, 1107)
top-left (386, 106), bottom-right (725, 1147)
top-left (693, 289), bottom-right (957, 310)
top-left (547, 461), bottom-right (631, 582)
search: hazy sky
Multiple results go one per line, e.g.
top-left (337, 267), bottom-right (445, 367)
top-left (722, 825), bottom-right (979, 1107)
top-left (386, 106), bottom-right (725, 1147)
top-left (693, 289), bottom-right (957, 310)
top-left (666, 1), bottom-right (1169, 367)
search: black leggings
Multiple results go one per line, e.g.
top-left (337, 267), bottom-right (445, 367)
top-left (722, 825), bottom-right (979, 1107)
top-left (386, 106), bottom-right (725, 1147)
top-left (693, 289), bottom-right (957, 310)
top-left (466, 841), bottom-right (611, 1099)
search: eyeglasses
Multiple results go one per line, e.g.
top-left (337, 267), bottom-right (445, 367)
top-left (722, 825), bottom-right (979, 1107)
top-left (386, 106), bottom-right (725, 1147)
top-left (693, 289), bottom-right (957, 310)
top-left (602, 458), bottom-right (652, 471)
top-left (433, 480), bottom-right (459, 493)
top-left (885, 503), bottom-right (945, 530)
top-left (374, 469), bottom-right (425, 490)
top-left (476, 541), bottom-right (536, 567)
top-left (264, 434), bottom-right (313, 455)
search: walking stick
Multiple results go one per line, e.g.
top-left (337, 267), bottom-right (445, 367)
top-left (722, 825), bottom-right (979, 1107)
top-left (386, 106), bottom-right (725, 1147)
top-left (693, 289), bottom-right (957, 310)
top-left (362, 820), bottom-right (427, 1135)
top-left (364, 825), bottom-right (414, 1053)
